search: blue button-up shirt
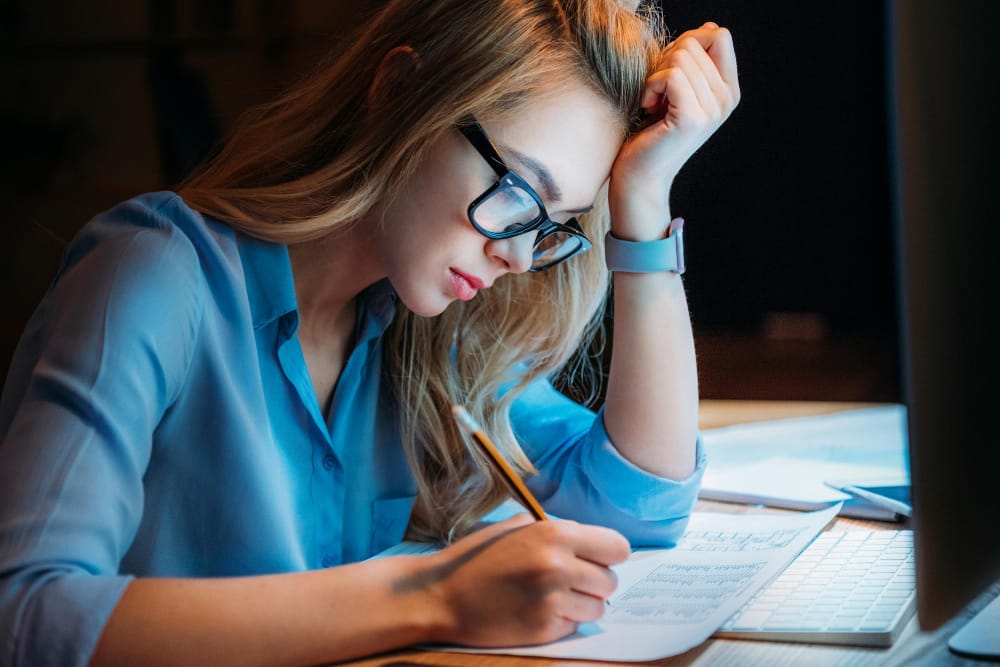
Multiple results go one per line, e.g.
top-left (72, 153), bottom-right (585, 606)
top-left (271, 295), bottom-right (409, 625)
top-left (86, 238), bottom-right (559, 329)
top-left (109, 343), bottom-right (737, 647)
top-left (0, 192), bottom-right (705, 666)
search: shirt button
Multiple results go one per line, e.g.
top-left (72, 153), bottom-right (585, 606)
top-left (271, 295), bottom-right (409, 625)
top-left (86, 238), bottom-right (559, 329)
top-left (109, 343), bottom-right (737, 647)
top-left (321, 555), bottom-right (335, 568)
top-left (321, 454), bottom-right (336, 471)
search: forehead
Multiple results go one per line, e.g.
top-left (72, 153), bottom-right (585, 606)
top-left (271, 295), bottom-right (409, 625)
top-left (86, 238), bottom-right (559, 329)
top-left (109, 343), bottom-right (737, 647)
top-left (483, 84), bottom-right (623, 208)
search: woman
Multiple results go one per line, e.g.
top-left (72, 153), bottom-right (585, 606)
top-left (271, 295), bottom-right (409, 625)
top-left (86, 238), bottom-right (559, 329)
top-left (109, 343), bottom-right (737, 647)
top-left (0, 0), bottom-right (738, 665)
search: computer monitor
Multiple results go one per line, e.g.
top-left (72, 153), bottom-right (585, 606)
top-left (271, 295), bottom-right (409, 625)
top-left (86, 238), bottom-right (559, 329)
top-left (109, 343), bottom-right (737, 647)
top-left (890, 0), bottom-right (1000, 656)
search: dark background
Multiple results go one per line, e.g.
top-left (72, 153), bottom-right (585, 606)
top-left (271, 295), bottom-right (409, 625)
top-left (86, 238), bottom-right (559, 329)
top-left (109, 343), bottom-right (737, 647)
top-left (0, 0), bottom-right (898, 401)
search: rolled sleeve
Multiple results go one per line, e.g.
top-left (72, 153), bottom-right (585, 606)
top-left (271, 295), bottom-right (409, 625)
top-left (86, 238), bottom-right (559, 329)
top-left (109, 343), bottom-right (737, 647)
top-left (2, 573), bottom-right (133, 667)
top-left (582, 408), bottom-right (706, 522)
top-left (510, 377), bottom-right (706, 548)
top-left (0, 197), bottom-right (204, 666)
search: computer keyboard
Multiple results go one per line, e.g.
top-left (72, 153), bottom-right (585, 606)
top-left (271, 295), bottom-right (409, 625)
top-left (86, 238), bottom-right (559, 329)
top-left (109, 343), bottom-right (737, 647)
top-left (716, 529), bottom-right (916, 647)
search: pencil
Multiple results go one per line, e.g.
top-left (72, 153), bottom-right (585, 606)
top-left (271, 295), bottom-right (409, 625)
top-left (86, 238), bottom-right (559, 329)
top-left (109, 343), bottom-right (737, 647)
top-left (451, 405), bottom-right (548, 521)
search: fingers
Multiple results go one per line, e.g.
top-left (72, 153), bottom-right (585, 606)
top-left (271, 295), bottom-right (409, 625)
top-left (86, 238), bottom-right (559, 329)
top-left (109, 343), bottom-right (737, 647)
top-left (673, 48), bottom-right (722, 120)
top-left (703, 25), bottom-right (740, 91)
top-left (640, 65), bottom-right (677, 110)
top-left (569, 559), bottom-right (619, 603)
top-left (493, 520), bottom-right (625, 601)
top-left (516, 589), bottom-right (605, 647)
top-left (425, 518), bottom-right (626, 648)
top-left (560, 521), bottom-right (631, 567)
top-left (666, 23), bottom-right (738, 82)
top-left (677, 39), bottom-right (730, 116)
top-left (535, 521), bottom-right (626, 601)
top-left (637, 25), bottom-right (739, 153)
top-left (641, 67), bottom-right (710, 142)
top-left (560, 589), bottom-right (611, 624)
top-left (653, 23), bottom-right (740, 108)
top-left (521, 523), bottom-right (623, 628)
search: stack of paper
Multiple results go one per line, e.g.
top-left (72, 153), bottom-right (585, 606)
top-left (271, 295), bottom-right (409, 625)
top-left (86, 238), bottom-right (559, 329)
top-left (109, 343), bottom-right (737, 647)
top-left (699, 406), bottom-right (909, 519)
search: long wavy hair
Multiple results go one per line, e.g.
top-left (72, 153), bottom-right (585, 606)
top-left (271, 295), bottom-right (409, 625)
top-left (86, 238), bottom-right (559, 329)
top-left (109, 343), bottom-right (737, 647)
top-left (180, 0), bottom-right (663, 542)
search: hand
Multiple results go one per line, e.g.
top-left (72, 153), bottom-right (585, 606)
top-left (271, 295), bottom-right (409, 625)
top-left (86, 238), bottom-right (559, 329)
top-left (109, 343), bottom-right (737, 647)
top-left (609, 22), bottom-right (740, 241)
top-left (418, 514), bottom-right (631, 647)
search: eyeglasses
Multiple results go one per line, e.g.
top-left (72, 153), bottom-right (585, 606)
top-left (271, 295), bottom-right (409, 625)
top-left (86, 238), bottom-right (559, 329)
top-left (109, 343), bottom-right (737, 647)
top-left (458, 116), bottom-right (592, 272)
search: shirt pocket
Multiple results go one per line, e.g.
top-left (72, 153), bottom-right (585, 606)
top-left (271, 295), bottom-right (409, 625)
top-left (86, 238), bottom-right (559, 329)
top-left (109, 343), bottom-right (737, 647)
top-left (370, 495), bottom-right (417, 555)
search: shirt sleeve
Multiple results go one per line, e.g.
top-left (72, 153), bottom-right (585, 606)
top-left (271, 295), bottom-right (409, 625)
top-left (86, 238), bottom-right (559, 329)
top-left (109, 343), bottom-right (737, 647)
top-left (0, 201), bottom-right (205, 667)
top-left (509, 376), bottom-right (706, 548)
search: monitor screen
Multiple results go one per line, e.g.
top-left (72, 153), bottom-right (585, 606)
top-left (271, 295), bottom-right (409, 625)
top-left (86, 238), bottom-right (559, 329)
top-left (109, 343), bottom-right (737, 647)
top-left (890, 0), bottom-right (1000, 640)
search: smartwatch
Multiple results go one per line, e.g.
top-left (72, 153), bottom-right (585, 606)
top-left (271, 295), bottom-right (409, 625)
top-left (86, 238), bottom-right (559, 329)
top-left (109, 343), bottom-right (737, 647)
top-left (604, 217), bottom-right (685, 274)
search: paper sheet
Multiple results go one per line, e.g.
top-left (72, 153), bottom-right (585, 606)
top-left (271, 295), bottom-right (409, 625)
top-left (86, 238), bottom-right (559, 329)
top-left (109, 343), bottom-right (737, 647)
top-left (370, 541), bottom-right (439, 557)
top-left (702, 405), bottom-right (907, 468)
top-left (700, 406), bottom-right (908, 509)
top-left (701, 457), bottom-right (905, 508)
top-left (436, 504), bottom-right (841, 662)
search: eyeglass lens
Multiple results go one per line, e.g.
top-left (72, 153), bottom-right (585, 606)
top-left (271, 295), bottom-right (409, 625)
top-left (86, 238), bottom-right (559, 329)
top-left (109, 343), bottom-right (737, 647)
top-left (533, 231), bottom-right (584, 266)
top-left (473, 184), bottom-right (541, 234)
top-left (474, 184), bottom-right (585, 268)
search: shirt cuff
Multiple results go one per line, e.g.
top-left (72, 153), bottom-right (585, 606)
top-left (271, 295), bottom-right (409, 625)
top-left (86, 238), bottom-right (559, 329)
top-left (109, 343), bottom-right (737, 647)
top-left (4, 572), bottom-right (132, 667)
top-left (581, 407), bottom-right (707, 521)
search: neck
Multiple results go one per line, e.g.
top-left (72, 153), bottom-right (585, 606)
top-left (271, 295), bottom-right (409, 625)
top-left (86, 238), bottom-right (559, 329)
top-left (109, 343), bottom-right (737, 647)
top-left (287, 219), bottom-right (385, 339)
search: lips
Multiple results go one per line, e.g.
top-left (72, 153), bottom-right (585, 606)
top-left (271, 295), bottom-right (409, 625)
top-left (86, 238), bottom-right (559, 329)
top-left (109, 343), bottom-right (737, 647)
top-left (452, 269), bottom-right (485, 290)
top-left (450, 269), bottom-right (484, 301)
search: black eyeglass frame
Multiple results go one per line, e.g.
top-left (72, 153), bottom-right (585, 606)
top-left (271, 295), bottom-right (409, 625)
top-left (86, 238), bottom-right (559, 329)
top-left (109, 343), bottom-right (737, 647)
top-left (457, 116), bottom-right (592, 271)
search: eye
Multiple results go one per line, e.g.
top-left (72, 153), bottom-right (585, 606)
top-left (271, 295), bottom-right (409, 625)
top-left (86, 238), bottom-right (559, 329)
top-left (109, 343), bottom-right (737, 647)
top-left (495, 187), bottom-right (535, 209)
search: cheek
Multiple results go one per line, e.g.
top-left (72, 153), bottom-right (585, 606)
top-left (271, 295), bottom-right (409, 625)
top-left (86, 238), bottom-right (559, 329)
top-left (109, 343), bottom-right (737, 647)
top-left (410, 133), bottom-right (491, 229)
top-left (394, 174), bottom-right (483, 254)
top-left (376, 183), bottom-right (478, 285)
top-left (377, 134), bottom-right (492, 283)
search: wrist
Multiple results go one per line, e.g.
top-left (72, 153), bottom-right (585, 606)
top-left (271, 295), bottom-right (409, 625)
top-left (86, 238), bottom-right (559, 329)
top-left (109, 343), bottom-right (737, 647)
top-left (608, 179), bottom-right (675, 242)
top-left (390, 552), bottom-right (463, 645)
top-left (393, 554), bottom-right (456, 644)
top-left (609, 196), bottom-right (672, 242)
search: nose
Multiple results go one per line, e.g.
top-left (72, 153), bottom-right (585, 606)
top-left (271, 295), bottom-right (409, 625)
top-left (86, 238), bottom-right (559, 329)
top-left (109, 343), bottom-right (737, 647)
top-left (487, 233), bottom-right (535, 274)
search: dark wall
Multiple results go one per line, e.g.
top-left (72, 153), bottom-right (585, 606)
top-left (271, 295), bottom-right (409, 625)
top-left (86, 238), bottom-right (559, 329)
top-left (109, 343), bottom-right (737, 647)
top-left (661, 1), bottom-right (896, 334)
top-left (0, 0), bottom-right (368, 386)
top-left (0, 1), bottom-right (899, 400)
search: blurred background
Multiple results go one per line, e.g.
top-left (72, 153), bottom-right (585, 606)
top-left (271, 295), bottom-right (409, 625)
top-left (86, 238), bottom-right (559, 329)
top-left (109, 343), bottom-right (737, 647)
top-left (0, 0), bottom-right (898, 401)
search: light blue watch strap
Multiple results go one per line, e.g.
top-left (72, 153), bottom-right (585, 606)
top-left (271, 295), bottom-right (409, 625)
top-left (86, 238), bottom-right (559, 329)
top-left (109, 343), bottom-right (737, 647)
top-left (604, 217), bottom-right (685, 274)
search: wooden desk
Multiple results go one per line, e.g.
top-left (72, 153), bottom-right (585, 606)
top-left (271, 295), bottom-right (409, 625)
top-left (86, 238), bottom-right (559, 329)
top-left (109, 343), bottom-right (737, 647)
top-left (340, 401), bottom-right (998, 667)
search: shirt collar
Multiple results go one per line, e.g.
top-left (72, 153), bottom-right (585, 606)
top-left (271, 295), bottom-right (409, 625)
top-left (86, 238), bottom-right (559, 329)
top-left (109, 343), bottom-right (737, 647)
top-left (237, 232), bottom-right (399, 336)
top-left (355, 278), bottom-right (398, 342)
top-left (236, 233), bottom-right (298, 329)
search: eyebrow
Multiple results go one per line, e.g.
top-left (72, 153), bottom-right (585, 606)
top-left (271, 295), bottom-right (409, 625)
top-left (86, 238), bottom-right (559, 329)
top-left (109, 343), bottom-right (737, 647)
top-left (499, 144), bottom-right (594, 216)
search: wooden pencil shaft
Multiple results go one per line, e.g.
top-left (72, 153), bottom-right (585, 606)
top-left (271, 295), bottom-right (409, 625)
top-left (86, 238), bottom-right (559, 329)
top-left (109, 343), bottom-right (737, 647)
top-left (471, 430), bottom-right (548, 521)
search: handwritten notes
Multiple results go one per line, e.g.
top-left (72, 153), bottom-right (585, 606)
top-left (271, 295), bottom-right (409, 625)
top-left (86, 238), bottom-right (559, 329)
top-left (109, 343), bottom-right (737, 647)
top-left (440, 505), bottom-right (841, 662)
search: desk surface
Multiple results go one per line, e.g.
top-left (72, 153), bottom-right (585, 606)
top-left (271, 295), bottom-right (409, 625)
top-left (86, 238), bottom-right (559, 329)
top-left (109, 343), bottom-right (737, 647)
top-left (339, 401), bottom-right (997, 667)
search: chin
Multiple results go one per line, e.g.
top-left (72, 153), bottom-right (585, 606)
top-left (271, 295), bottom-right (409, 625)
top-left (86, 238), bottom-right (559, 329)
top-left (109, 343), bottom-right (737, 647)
top-left (388, 271), bottom-right (460, 318)
top-left (395, 290), bottom-right (452, 318)
top-left (408, 303), bottom-right (449, 318)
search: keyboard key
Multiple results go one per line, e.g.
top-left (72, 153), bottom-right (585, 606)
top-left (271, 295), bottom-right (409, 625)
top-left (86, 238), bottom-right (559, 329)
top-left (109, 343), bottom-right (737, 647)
top-left (715, 529), bottom-right (916, 647)
top-left (727, 612), bottom-right (772, 630)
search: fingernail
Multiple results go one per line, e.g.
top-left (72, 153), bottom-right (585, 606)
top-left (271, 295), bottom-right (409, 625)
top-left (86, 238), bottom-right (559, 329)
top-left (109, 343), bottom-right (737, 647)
top-left (704, 21), bottom-right (719, 28)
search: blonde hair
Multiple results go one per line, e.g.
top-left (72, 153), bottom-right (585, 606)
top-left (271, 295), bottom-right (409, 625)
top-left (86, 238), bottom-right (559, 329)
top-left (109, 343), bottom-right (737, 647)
top-left (180, 0), bottom-right (663, 542)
